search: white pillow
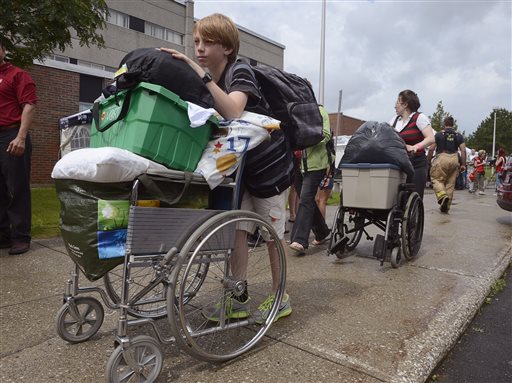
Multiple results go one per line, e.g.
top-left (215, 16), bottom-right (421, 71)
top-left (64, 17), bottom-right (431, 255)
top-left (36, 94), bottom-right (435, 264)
top-left (51, 147), bottom-right (170, 182)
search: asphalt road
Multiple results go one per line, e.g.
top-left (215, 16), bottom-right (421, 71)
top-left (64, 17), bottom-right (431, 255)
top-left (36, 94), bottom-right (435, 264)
top-left (427, 266), bottom-right (512, 383)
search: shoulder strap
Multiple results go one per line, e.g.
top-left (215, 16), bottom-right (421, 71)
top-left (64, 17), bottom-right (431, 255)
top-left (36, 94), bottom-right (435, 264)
top-left (392, 116), bottom-right (400, 128)
top-left (224, 60), bottom-right (253, 93)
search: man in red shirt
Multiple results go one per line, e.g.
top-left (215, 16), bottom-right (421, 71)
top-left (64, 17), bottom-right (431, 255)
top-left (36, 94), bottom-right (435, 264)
top-left (0, 40), bottom-right (37, 255)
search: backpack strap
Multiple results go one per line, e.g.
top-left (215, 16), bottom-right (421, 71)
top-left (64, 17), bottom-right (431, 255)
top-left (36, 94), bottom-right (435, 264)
top-left (223, 60), bottom-right (253, 93)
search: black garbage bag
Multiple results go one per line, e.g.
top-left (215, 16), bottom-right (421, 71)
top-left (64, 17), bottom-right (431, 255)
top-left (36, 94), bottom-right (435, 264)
top-left (114, 47), bottom-right (214, 108)
top-left (340, 121), bottom-right (414, 177)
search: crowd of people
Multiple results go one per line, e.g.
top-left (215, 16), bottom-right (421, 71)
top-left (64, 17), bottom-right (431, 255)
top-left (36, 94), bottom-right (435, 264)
top-left (429, 144), bottom-right (508, 198)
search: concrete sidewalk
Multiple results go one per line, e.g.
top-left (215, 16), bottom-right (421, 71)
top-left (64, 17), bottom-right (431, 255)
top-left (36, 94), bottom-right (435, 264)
top-left (1, 189), bottom-right (511, 383)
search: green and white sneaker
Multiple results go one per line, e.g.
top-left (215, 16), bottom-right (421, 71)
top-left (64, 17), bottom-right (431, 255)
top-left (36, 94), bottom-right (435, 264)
top-left (253, 293), bottom-right (292, 324)
top-left (202, 296), bottom-right (251, 322)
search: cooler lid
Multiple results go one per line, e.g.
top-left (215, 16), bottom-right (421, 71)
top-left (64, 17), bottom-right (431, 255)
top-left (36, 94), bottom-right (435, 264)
top-left (339, 163), bottom-right (401, 170)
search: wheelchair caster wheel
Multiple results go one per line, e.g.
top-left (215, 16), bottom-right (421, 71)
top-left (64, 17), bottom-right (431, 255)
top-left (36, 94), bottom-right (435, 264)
top-left (55, 297), bottom-right (104, 343)
top-left (106, 335), bottom-right (163, 383)
top-left (390, 247), bottom-right (401, 268)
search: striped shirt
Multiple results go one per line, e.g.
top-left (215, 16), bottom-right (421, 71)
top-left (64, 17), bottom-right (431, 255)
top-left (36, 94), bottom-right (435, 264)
top-left (219, 62), bottom-right (270, 116)
top-left (391, 112), bottom-right (430, 156)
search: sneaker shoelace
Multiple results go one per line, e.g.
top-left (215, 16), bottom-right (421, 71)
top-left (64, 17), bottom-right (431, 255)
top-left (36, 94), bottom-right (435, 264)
top-left (258, 295), bottom-right (276, 313)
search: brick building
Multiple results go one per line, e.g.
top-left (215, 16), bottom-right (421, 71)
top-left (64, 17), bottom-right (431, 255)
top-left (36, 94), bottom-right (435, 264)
top-left (24, 0), bottom-right (285, 184)
top-left (328, 113), bottom-right (366, 136)
top-left (23, 0), bottom-right (364, 184)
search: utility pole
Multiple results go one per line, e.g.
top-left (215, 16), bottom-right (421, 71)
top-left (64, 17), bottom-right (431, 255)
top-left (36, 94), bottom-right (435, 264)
top-left (492, 109), bottom-right (497, 160)
top-left (335, 89), bottom-right (343, 139)
top-left (318, 0), bottom-right (326, 105)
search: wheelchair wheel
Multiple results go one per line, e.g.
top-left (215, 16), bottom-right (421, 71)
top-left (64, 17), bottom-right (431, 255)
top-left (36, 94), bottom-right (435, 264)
top-left (329, 206), bottom-right (364, 257)
top-left (103, 262), bottom-right (168, 319)
top-left (329, 207), bottom-right (364, 259)
top-left (342, 208), bottom-right (364, 251)
top-left (168, 210), bottom-right (287, 363)
top-left (401, 192), bottom-right (424, 260)
top-left (55, 297), bottom-right (104, 343)
top-left (104, 253), bottom-right (210, 319)
top-left (106, 335), bottom-right (162, 383)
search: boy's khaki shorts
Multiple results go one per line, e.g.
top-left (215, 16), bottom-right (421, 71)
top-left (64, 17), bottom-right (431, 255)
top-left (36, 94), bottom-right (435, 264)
top-left (238, 190), bottom-right (286, 240)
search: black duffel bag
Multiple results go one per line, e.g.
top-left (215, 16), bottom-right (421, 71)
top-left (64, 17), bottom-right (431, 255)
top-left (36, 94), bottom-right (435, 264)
top-left (113, 47), bottom-right (214, 109)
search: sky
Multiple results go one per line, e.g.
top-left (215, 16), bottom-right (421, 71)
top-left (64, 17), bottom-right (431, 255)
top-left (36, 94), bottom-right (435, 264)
top-left (193, 0), bottom-right (511, 136)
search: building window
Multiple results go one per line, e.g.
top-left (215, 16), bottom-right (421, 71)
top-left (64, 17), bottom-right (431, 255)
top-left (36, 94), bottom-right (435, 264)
top-left (106, 9), bottom-right (129, 28)
top-left (46, 54), bottom-right (69, 63)
top-left (77, 60), bottom-right (105, 72)
top-left (146, 21), bottom-right (165, 39)
top-left (145, 21), bottom-right (183, 45)
top-left (130, 16), bottom-right (145, 33)
top-left (80, 74), bottom-right (103, 104)
top-left (165, 29), bottom-right (183, 45)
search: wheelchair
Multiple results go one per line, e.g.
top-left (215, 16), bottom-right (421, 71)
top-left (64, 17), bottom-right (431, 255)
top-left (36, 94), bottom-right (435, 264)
top-left (327, 163), bottom-right (424, 268)
top-left (54, 166), bottom-right (287, 382)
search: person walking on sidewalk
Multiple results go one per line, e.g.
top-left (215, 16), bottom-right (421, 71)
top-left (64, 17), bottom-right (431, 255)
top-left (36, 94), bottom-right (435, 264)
top-left (473, 149), bottom-right (487, 195)
top-left (289, 105), bottom-right (331, 255)
top-left (389, 89), bottom-right (435, 199)
top-left (427, 116), bottom-right (466, 213)
top-left (160, 13), bottom-right (291, 323)
top-left (467, 148), bottom-right (477, 193)
top-left (494, 148), bottom-right (506, 193)
top-left (0, 40), bottom-right (37, 255)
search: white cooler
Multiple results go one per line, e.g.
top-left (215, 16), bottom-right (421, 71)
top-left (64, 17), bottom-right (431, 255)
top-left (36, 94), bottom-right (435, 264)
top-left (340, 163), bottom-right (406, 209)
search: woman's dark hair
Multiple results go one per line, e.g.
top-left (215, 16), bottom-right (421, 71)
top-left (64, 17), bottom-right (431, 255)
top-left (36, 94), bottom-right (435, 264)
top-left (444, 116), bottom-right (454, 127)
top-left (398, 89), bottom-right (421, 112)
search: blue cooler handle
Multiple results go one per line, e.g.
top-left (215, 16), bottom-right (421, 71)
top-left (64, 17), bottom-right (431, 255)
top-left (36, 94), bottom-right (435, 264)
top-left (92, 89), bottom-right (133, 133)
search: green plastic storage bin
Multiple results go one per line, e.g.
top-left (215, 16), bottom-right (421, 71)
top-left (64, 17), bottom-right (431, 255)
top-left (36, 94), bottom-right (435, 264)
top-left (90, 82), bottom-right (217, 171)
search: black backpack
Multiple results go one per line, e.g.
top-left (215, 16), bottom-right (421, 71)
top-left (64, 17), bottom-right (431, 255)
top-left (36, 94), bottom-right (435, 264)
top-left (242, 129), bottom-right (294, 198)
top-left (226, 61), bottom-right (324, 150)
top-left (114, 48), bottom-right (214, 108)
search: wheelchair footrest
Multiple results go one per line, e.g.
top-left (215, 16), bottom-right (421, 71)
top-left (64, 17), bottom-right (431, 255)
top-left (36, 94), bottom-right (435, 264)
top-left (329, 237), bottom-right (349, 255)
top-left (373, 234), bottom-right (386, 261)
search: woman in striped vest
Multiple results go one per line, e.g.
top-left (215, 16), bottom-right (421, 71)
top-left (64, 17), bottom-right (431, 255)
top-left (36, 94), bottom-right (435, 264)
top-left (389, 90), bottom-right (435, 198)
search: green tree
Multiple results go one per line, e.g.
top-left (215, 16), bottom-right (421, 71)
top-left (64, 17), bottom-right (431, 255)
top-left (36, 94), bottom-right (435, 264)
top-left (429, 100), bottom-right (458, 132)
top-left (0, 0), bottom-right (108, 68)
top-left (466, 108), bottom-right (512, 155)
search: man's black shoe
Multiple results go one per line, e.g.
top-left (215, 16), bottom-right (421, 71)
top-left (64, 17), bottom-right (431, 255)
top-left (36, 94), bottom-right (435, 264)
top-left (8, 242), bottom-right (30, 255)
top-left (440, 197), bottom-right (450, 213)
